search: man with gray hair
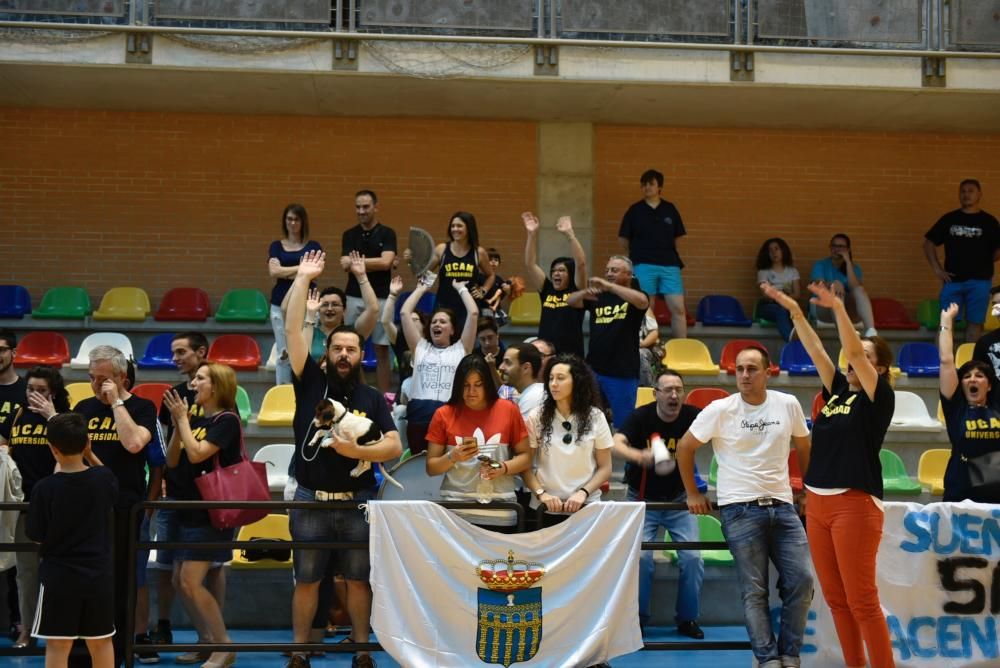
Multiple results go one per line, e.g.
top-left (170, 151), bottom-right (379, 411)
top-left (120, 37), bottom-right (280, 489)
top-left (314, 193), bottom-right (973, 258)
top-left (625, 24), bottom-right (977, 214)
top-left (74, 344), bottom-right (157, 668)
top-left (568, 255), bottom-right (649, 429)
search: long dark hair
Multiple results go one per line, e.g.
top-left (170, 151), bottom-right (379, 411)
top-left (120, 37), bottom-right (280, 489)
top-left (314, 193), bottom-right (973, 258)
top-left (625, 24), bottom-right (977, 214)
top-left (447, 354), bottom-right (499, 408)
top-left (447, 211), bottom-right (480, 250)
top-left (538, 354), bottom-right (601, 448)
top-left (755, 237), bottom-right (794, 271)
top-left (25, 366), bottom-right (70, 413)
top-left (550, 256), bottom-right (578, 291)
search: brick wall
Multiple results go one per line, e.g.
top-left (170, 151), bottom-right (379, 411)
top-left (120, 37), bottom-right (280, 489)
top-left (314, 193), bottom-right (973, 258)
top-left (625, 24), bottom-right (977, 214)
top-left (595, 126), bottom-right (1000, 316)
top-left (4, 109), bottom-right (1000, 322)
top-left (0, 109), bottom-right (538, 309)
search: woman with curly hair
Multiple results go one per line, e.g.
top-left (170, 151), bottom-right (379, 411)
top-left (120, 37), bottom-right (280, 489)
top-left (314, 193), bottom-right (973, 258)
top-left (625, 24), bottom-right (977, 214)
top-left (755, 237), bottom-right (800, 342)
top-left (522, 354), bottom-right (613, 527)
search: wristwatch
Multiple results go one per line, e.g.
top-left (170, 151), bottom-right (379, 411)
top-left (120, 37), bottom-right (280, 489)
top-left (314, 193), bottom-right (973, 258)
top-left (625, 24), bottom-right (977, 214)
top-left (533, 487), bottom-right (545, 498)
top-left (112, 399), bottom-right (125, 408)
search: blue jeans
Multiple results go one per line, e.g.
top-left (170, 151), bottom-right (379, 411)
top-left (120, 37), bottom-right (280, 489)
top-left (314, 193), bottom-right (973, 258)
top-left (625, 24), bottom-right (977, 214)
top-left (719, 502), bottom-right (813, 667)
top-left (628, 490), bottom-right (704, 626)
top-left (755, 300), bottom-right (794, 342)
top-left (595, 373), bottom-right (638, 431)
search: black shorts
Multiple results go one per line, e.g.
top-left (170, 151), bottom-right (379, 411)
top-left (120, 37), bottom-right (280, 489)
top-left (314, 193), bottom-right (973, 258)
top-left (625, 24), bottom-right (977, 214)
top-left (32, 583), bottom-right (116, 640)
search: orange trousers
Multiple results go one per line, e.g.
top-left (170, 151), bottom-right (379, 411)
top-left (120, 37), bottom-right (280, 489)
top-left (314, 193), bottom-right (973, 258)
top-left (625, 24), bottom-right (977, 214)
top-left (806, 489), bottom-right (895, 668)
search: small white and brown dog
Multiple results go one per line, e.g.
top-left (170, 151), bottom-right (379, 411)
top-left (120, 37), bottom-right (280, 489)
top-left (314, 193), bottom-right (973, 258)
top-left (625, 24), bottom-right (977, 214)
top-left (308, 398), bottom-right (403, 489)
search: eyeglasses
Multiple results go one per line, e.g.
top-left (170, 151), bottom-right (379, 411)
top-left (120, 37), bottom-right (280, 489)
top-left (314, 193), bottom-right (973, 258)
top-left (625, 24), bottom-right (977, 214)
top-left (830, 244), bottom-right (849, 250)
top-left (0, 346), bottom-right (11, 354)
top-left (655, 387), bottom-right (682, 395)
top-left (561, 421), bottom-right (573, 444)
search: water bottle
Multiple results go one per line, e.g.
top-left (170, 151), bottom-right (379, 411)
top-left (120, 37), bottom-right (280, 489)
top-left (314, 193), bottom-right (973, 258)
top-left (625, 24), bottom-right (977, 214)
top-left (476, 474), bottom-right (494, 504)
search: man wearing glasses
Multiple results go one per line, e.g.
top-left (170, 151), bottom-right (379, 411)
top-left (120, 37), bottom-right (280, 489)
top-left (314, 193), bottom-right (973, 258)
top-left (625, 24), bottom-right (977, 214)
top-left (809, 233), bottom-right (878, 337)
top-left (612, 369), bottom-right (705, 639)
top-left (676, 346), bottom-right (813, 668)
top-left (0, 330), bottom-right (26, 437)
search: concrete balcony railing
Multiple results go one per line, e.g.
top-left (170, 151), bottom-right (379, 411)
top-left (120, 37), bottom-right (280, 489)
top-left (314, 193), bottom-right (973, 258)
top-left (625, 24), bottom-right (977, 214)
top-left (1, 0), bottom-right (998, 55)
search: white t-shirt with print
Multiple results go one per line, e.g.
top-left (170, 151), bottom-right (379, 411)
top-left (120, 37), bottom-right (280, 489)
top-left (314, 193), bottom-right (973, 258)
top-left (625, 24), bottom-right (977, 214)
top-left (687, 390), bottom-right (809, 506)
top-left (409, 339), bottom-right (466, 403)
top-left (515, 383), bottom-right (544, 418)
top-left (757, 266), bottom-right (800, 295)
top-left (526, 406), bottom-right (613, 506)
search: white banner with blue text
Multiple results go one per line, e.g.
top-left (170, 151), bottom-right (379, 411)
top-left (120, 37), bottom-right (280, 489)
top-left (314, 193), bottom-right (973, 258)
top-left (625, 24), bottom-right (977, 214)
top-left (369, 500), bottom-right (645, 668)
top-left (801, 500), bottom-right (1000, 667)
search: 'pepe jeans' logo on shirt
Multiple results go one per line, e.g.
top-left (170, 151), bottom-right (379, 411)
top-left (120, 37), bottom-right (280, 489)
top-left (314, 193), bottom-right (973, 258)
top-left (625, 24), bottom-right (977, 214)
top-left (741, 418), bottom-right (781, 433)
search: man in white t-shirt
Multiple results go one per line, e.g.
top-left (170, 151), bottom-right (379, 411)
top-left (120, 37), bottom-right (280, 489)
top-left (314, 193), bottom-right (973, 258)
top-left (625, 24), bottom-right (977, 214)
top-left (676, 346), bottom-right (813, 668)
top-left (499, 343), bottom-right (545, 418)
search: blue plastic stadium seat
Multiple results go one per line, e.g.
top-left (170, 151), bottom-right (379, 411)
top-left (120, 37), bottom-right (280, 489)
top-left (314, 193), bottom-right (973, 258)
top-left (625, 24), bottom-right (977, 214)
top-left (696, 295), bottom-right (752, 327)
top-left (393, 291), bottom-right (435, 324)
top-left (897, 342), bottom-right (940, 377)
top-left (0, 285), bottom-right (31, 318)
top-left (780, 340), bottom-right (818, 376)
top-left (138, 333), bottom-right (178, 370)
top-left (362, 338), bottom-right (378, 371)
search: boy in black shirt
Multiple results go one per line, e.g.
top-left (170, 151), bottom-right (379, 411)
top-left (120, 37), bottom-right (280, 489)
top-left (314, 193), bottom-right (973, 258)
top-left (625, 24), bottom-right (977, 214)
top-left (28, 412), bottom-right (118, 668)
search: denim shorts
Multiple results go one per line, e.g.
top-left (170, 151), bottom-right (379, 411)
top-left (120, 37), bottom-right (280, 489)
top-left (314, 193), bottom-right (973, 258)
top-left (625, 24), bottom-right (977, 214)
top-left (175, 523), bottom-right (235, 564)
top-left (940, 279), bottom-right (991, 325)
top-left (289, 485), bottom-right (376, 583)
top-left (136, 513), bottom-right (151, 587)
top-left (154, 504), bottom-right (179, 568)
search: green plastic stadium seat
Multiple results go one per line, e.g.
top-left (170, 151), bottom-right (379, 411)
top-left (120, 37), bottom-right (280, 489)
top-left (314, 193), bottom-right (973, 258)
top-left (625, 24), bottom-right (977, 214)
top-left (664, 514), bottom-right (734, 566)
top-left (880, 449), bottom-right (922, 495)
top-left (236, 386), bottom-right (252, 426)
top-left (215, 289), bottom-right (269, 323)
top-left (32, 286), bottom-right (91, 320)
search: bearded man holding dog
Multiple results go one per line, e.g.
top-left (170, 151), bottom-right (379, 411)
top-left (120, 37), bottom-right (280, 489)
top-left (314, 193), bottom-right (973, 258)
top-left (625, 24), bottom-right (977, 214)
top-left (284, 250), bottom-right (401, 668)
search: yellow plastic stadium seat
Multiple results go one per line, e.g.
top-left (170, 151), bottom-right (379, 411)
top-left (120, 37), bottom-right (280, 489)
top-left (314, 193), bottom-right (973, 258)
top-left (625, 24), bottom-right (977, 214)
top-left (509, 293), bottom-right (542, 327)
top-left (635, 387), bottom-right (655, 407)
top-left (917, 448), bottom-right (950, 496)
top-left (92, 287), bottom-right (151, 322)
top-left (983, 303), bottom-right (1000, 333)
top-left (662, 339), bottom-right (719, 375)
top-left (955, 343), bottom-right (974, 368)
top-left (230, 514), bottom-right (292, 570)
top-left (937, 400), bottom-right (944, 423)
top-left (838, 348), bottom-right (901, 380)
top-left (66, 382), bottom-right (94, 408)
top-left (256, 385), bottom-right (295, 427)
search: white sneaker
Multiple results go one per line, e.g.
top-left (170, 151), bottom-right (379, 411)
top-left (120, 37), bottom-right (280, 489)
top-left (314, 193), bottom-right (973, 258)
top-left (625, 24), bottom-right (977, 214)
top-left (863, 327), bottom-right (878, 337)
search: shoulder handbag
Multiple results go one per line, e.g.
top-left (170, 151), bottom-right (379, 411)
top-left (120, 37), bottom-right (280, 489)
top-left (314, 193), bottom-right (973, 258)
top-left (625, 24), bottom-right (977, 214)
top-left (963, 451), bottom-right (1000, 503)
top-left (194, 411), bottom-right (270, 530)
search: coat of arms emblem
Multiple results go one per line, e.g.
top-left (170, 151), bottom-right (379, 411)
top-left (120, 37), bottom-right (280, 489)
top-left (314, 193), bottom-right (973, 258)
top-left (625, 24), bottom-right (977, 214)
top-left (475, 550), bottom-right (545, 666)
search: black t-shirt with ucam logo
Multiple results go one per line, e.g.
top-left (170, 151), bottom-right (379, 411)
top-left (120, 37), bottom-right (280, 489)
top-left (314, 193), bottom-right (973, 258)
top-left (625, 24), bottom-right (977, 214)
top-left (586, 291), bottom-right (646, 378)
top-left (75, 394), bottom-right (158, 508)
top-left (0, 377), bottom-right (26, 437)
top-left (538, 278), bottom-right (585, 357)
top-left (3, 409), bottom-right (56, 498)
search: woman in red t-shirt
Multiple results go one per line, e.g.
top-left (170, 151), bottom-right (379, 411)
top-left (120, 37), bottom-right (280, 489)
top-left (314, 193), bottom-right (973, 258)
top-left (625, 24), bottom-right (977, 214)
top-left (425, 354), bottom-right (530, 520)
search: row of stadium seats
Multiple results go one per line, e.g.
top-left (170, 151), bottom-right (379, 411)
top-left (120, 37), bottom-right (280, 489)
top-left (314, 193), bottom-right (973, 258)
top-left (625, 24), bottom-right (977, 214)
top-left (661, 337), bottom-right (961, 378)
top-left (10, 331), bottom-right (383, 372)
top-left (508, 292), bottom-right (1000, 331)
top-left (0, 284), bottom-right (439, 325)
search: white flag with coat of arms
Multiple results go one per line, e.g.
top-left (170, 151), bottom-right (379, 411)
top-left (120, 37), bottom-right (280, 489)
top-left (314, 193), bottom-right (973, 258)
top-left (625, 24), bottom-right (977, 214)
top-left (369, 500), bottom-right (645, 667)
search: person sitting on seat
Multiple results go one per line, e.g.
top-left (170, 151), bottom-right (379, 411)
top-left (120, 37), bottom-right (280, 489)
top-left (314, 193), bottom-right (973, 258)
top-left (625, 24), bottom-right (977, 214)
top-left (810, 233), bottom-right (877, 337)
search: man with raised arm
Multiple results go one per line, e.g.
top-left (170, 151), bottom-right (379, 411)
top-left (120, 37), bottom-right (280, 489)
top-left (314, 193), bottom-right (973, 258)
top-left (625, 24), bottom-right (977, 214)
top-left (568, 255), bottom-right (649, 429)
top-left (285, 250), bottom-right (401, 668)
top-left (676, 346), bottom-right (813, 668)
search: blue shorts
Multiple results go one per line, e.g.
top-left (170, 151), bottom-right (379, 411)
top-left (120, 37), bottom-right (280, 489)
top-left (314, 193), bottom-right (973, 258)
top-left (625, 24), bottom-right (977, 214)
top-left (634, 264), bottom-right (683, 296)
top-left (940, 279), bottom-right (991, 325)
top-left (154, 503), bottom-right (179, 568)
top-left (289, 485), bottom-right (375, 583)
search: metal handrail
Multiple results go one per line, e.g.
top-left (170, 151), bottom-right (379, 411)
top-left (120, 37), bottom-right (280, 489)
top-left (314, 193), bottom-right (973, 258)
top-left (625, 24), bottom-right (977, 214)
top-left (0, 19), bottom-right (998, 59)
top-left (0, 499), bottom-right (752, 661)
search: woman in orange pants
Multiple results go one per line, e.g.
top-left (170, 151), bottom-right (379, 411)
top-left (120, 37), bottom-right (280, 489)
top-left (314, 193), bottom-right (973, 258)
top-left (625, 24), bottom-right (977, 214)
top-left (761, 281), bottom-right (896, 668)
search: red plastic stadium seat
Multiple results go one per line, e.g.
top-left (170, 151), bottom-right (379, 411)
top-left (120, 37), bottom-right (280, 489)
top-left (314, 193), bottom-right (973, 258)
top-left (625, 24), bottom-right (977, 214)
top-left (14, 331), bottom-right (70, 368)
top-left (684, 388), bottom-right (729, 410)
top-left (652, 297), bottom-right (695, 327)
top-left (131, 383), bottom-right (172, 413)
top-left (720, 339), bottom-right (780, 376)
top-left (811, 391), bottom-right (826, 423)
top-left (872, 298), bottom-right (919, 330)
top-left (207, 335), bottom-right (261, 371)
top-left (155, 287), bottom-right (211, 322)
